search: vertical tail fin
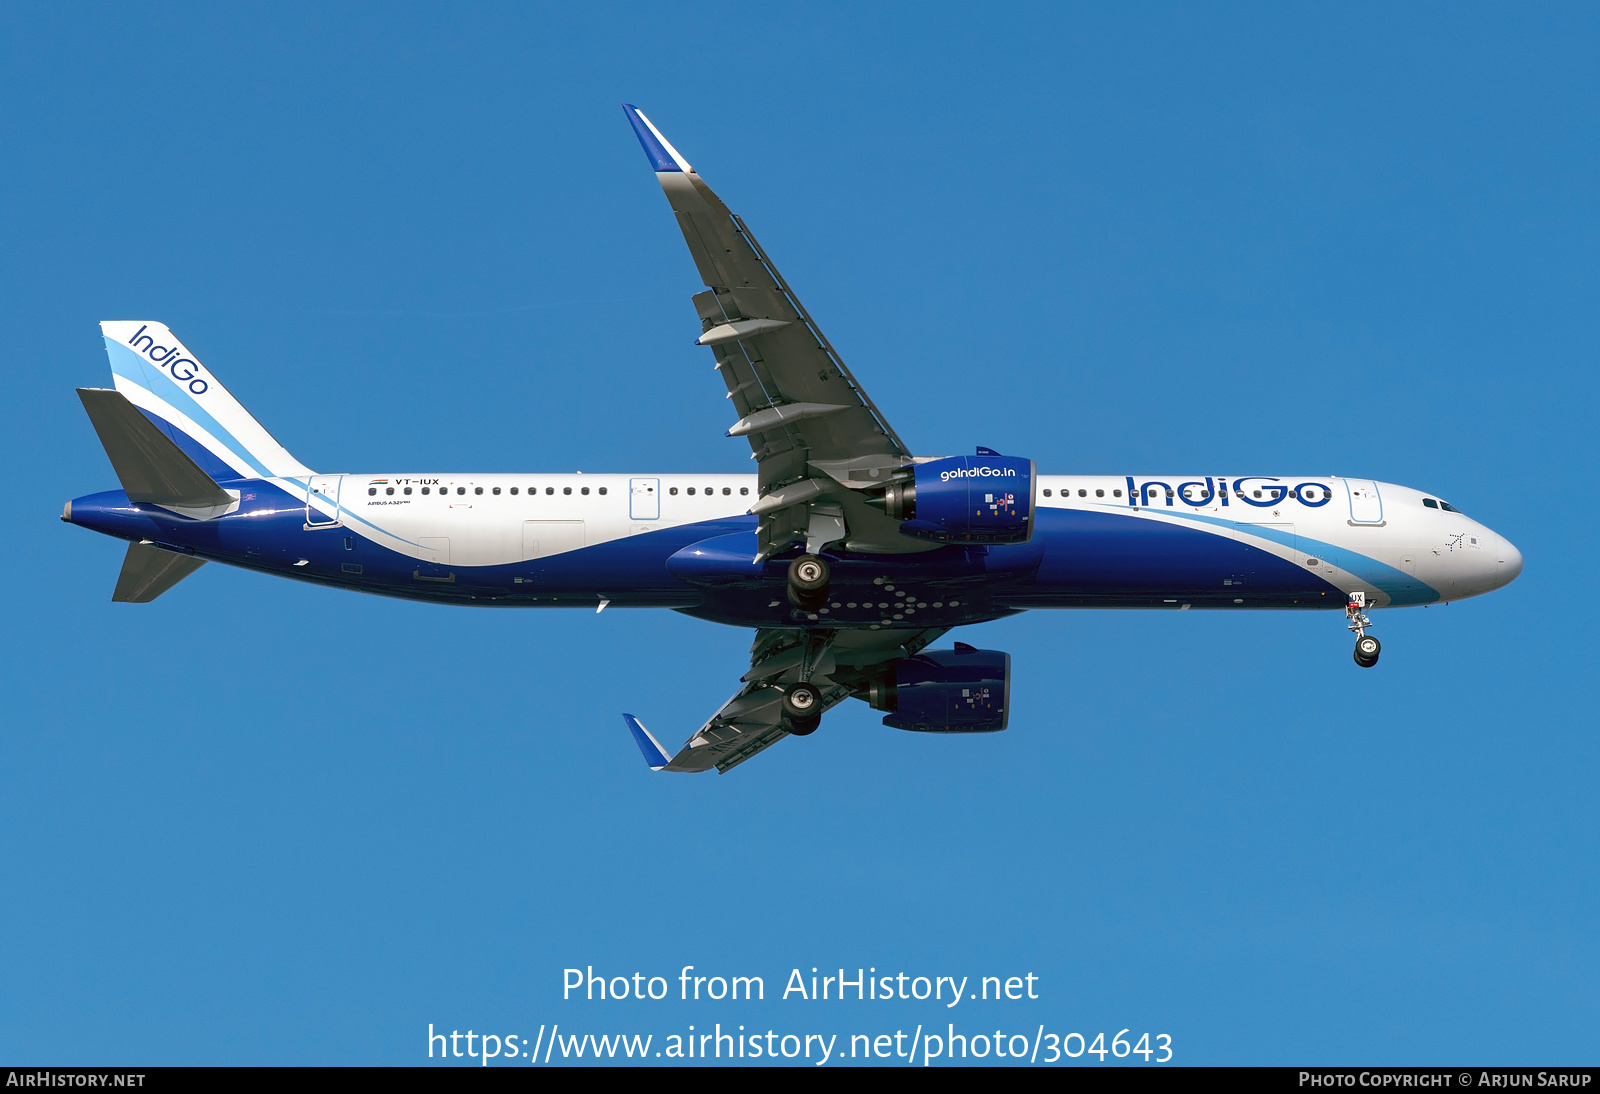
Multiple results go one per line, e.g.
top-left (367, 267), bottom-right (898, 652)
top-left (99, 321), bottom-right (311, 482)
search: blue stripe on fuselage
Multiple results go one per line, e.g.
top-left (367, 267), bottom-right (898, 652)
top-left (1149, 508), bottom-right (1440, 606)
top-left (1016, 506), bottom-right (1342, 605)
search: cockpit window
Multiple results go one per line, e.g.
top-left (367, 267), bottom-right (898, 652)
top-left (1440, 501), bottom-right (1460, 513)
top-left (1423, 498), bottom-right (1438, 509)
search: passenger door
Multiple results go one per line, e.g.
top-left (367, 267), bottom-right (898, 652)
top-left (305, 475), bottom-right (342, 528)
top-left (1345, 480), bottom-right (1384, 524)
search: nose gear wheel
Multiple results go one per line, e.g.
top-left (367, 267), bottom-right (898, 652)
top-left (1347, 592), bottom-right (1380, 668)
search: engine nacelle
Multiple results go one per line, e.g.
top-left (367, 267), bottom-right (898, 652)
top-left (873, 644), bottom-right (1010, 733)
top-left (882, 454), bottom-right (1035, 544)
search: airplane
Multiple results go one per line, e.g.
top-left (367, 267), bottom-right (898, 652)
top-left (62, 104), bottom-right (1523, 774)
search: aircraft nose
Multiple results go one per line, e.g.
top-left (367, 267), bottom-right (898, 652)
top-left (1496, 535), bottom-right (1523, 587)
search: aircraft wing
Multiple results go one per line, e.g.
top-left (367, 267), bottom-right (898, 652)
top-left (624, 105), bottom-right (926, 560)
top-left (625, 626), bottom-right (947, 774)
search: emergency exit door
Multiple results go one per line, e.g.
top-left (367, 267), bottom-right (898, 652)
top-left (630, 478), bottom-right (660, 520)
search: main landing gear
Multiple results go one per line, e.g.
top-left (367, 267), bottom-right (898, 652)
top-left (1347, 592), bottom-right (1381, 668)
top-left (787, 554), bottom-right (831, 610)
top-left (782, 682), bottom-right (823, 735)
top-left (780, 562), bottom-right (831, 733)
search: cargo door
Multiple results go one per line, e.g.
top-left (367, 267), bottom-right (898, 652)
top-left (413, 537), bottom-right (453, 582)
top-left (1228, 523), bottom-right (1295, 594)
top-left (522, 521), bottom-right (586, 560)
top-left (1257, 522), bottom-right (1297, 558)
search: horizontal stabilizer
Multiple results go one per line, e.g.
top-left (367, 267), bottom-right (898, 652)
top-left (623, 714), bottom-right (671, 771)
top-left (112, 542), bottom-right (206, 603)
top-left (77, 388), bottom-right (236, 517)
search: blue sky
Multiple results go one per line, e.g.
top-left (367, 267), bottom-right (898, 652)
top-left (2, 2), bottom-right (1595, 1065)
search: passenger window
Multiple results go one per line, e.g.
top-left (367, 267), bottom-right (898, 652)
top-left (669, 487), bottom-right (679, 495)
top-left (385, 487), bottom-right (394, 495)
top-left (686, 487), bottom-right (695, 495)
top-left (475, 487), bottom-right (483, 495)
top-left (563, 486), bottom-right (572, 495)
top-left (1095, 489), bottom-right (1104, 497)
top-left (1288, 489), bottom-right (1297, 499)
top-left (456, 487), bottom-right (465, 495)
top-left (1253, 489), bottom-right (1262, 498)
top-left (367, 487), bottom-right (376, 496)
top-left (1043, 489), bottom-right (1052, 497)
top-left (1078, 489), bottom-right (1086, 497)
top-left (510, 487), bottom-right (518, 495)
top-left (546, 487), bottom-right (554, 495)
top-left (1165, 489), bottom-right (1174, 498)
top-left (581, 487), bottom-right (590, 495)
top-left (598, 487), bottom-right (607, 495)
top-left (421, 487), bottom-right (430, 495)
top-left (492, 487), bottom-right (501, 495)
top-left (722, 487), bottom-right (731, 496)
top-left (404, 487), bottom-right (412, 495)
top-left (740, 487), bottom-right (749, 496)
top-left (705, 486), bottom-right (713, 494)
top-left (1113, 489), bottom-right (1122, 497)
top-left (1423, 498), bottom-right (1438, 509)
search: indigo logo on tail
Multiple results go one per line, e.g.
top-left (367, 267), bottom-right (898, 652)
top-left (126, 324), bottom-right (209, 395)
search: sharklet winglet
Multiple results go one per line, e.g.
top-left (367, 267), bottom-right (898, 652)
top-left (622, 104), bottom-right (692, 174)
top-left (623, 713), bottom-right (672, 771)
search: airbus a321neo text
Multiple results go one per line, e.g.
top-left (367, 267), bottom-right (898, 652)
top-left (63, 105), bottom-right (1523, 773)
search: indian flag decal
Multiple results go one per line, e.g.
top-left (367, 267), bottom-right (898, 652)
top-left (369, 478), bottom-right (388, 485)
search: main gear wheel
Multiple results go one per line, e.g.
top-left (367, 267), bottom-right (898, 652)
top-left (786, 554), bottom-right (831, 610)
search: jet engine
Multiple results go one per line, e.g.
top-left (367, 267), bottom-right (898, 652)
top-left (879, 453), bottom-right (1035, 544)
top-left (869, 643), bottom-right (1010, 733)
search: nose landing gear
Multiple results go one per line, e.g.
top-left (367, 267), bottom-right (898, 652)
top-left (1347, 592), bottom-right (1380, 668)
